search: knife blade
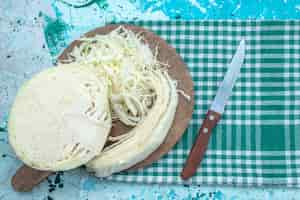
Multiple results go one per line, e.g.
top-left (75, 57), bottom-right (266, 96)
top-left (181, 40), bottom-right (245, 180)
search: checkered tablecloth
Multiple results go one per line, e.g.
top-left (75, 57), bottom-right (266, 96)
top-left (105, 21), bottom-right (300, 187)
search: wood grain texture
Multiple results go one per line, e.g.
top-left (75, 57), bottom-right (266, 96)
top-left (181, 110), bottom-right (221, 180)
top-left (12, 24), bottom-right (194, 191)
top-left (11, 165), bottom-right (52, 192)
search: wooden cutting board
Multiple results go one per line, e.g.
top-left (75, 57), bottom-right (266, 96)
top-left (11, 24), bottom-right (194, 192)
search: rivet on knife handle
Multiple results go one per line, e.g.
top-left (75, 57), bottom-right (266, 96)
top-left (181, 110), bottom-right (221, 180)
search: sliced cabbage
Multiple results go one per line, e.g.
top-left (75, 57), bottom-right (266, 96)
top-left (86, 71), bottom-right (178, 177)
top-left (62, 27), bottom-right (164, 126)
top-left (60, 27), bottom-right (180, 176)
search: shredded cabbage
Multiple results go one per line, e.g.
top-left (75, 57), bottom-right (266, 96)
top-left (86, 69), bottom-right (178, 177)
top-left (61, 27), bottom-right (165, 126)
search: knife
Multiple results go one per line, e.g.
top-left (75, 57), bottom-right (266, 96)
top-left (181, 40), bottom-right (246, 180)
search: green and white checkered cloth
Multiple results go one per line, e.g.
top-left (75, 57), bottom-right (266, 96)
top-left (107, 21), bottom-right (300, 187)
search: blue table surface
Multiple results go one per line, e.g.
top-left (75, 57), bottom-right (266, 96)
top-left (1, 0), bottom-right (300, 199)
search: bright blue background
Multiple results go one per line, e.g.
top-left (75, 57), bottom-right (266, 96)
top-left (1, 0), bottom-right (300, 199)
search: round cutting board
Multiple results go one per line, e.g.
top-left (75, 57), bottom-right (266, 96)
top-left (12, 24), bottom-right (194, 192)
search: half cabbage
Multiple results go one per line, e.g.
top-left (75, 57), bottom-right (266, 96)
top-left (8, 65), bottom-right (112, 171)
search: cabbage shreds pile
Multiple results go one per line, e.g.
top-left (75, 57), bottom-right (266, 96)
top-left (59, 27), bottom-right (179, 177)
top-left (63, 27), bottom-right (165, 127)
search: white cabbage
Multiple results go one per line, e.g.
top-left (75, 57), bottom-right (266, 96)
top-left (9, 27), bottom-right (180, 176)
top-left (8, 66), bottom-right (112, 171)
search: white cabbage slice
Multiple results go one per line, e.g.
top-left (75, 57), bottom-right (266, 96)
top-left (8, 65), bottom-right (112, 171)
top-left (86, 71), bottom-right (178, 177)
